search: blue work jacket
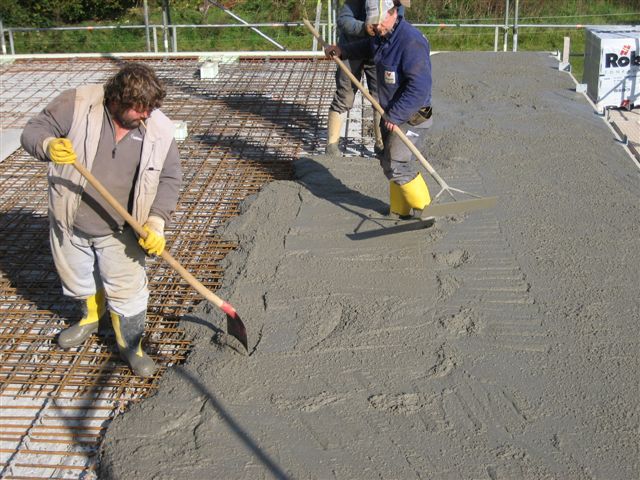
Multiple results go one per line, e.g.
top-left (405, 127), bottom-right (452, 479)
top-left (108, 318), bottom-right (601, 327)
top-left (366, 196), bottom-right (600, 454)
top-left (341, 17), bottom-right (432, 125)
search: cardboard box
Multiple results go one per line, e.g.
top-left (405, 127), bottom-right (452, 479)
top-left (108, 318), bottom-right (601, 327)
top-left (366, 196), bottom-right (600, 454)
top-left (583, 26), bottom-right (640, 112)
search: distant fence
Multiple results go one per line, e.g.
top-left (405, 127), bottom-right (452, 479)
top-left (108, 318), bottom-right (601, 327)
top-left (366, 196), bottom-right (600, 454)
top-left (1, 0), bottom-right (638, 56)
top-left (0, 21), bottom-right (600, 56)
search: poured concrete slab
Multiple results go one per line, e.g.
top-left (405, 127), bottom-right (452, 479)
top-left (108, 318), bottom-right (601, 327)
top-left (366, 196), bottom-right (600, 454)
top-left (99, 53), bottom-right (640, 479)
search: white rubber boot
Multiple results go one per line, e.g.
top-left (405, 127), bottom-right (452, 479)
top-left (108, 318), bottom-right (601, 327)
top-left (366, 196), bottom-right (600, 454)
top-left (326, 110), bottom-right (342, 155)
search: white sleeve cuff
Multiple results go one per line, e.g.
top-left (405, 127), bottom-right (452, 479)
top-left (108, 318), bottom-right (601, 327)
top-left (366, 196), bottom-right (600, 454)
top-left (42, 137), bottom-right (55, 155)
top-left (145, 215), bottom-right (165, 235)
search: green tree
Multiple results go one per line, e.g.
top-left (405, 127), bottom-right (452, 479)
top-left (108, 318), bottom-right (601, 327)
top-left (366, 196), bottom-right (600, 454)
top-left (0, 0), bottom-right (134, 28)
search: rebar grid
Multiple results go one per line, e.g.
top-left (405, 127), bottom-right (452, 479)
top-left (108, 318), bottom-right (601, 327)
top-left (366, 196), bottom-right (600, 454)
top-left (1, 56), bottom-right (337, 477)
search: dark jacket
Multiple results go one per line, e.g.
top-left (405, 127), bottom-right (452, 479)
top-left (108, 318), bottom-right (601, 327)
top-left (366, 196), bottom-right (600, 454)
top-left (341, 17), bottom-right (432, 125)
top-left (337, 0), bottom-right (368, 43)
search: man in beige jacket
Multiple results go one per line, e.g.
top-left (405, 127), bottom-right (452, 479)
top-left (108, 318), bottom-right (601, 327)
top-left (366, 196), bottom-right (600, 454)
top-left (21, 63), bottom-right (182, 378)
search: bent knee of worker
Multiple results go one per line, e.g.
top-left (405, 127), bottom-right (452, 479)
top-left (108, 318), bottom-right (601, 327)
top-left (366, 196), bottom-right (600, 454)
top-left (330, 93), bottom-right (356, 113)
top-left (103, 262), bottom-right (149, 317)
top-left (388, 159), bottom-right (419, 184)
top-left (330, 84), bottom-right (357, 112)
top-left (107, 286), bottom-right (149, 318)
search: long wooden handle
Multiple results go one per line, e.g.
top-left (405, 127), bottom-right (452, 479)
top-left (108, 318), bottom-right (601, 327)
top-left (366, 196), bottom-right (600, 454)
top-left (303, 19), bottom-right (450, 190)
top-left (73, 161), bottom-right (232, 313)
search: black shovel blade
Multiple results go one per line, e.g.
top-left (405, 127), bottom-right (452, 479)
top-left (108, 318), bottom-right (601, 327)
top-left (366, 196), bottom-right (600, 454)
top-left (226, 313), bottom-right (248, 352)
top-left (219, 301), bottom-right (248, 352)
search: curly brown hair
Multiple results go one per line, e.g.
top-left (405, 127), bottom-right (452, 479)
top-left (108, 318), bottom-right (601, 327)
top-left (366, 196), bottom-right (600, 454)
top-left (104, 62), bottom-right (166, 111)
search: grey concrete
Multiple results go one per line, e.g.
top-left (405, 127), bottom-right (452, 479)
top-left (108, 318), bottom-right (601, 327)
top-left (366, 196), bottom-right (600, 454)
top-left (0, 129), bottom-right (22, 162)
top-left (99, 53), bottom-right (640, 479)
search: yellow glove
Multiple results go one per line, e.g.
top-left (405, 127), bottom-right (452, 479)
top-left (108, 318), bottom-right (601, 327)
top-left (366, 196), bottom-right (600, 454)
top-left (138, 216), bottom-right (166, 256)
top-left (46, 137), bottom-right (77, 164)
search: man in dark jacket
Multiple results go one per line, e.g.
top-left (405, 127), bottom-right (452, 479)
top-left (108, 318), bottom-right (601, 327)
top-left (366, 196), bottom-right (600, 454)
top-left (325, 0), bottom-right (432, 218)
top-left (325, 0), bottom-right (385, 156)
top-left (21, 63), bottom-right (182, 377)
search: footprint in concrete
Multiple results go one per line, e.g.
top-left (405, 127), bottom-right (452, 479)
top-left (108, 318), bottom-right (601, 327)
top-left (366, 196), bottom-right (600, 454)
top-left (368, 393), bottom-right (422, 414)
top-left (436, 272), bottom-right (461, 300)
top-left (413, 344), bottom-right (457, 380)
top-left (424, 224), bottom-right (444, 243)
top-left (428, 344), bottom-right (457, 378)
top-left (432, 248), bottom-right (470, 268)
top-left (271, 391), bottom-right (346, 413)
top-left (438, 308), bottom-right (481, 336)
top-left (492, 443), bottom-right (527, 460)
top-left (296, 297), bottom-right (344, 352)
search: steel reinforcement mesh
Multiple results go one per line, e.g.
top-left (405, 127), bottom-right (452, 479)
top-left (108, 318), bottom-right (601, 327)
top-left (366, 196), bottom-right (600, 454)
top-left (0, 56), bottom-right (345, 478)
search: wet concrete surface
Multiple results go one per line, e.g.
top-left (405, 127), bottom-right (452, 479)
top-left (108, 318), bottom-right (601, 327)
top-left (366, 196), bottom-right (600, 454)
top-left (99, 53), bottom-right (640, 479)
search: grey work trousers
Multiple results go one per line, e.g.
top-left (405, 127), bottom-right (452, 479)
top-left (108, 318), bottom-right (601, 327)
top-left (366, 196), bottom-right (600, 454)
top-left (379, 116), bottom-right (433, 185)
top-left (329, 58), bottom-right (379, 113)
top-left (50, 223), bottom-right (149, 317)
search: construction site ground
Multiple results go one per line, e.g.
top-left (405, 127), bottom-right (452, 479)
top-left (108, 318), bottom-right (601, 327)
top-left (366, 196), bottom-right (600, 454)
top-left (1, 52), bottom-right (639, 479)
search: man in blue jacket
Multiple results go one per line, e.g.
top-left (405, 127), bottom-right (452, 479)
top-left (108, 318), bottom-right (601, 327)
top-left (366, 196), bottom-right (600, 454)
top-left (325, 0), bottom-right (432, 218)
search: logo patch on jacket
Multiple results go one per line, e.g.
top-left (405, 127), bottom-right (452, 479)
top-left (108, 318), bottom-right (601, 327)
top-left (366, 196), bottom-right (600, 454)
top-left (384, 70), bottom-right (396, 84)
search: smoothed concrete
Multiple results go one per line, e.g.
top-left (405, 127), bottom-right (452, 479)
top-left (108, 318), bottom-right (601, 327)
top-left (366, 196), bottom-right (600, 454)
top-left (99, 53), bottom-right (640, 480)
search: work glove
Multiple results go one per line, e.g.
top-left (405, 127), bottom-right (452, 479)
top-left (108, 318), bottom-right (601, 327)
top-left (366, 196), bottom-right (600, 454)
top-left (138, 215), bottom-right (166, 256)
top-left (324, 44), bottom-right (342, 59)
top-left (45, 137), bottom-right (77, 164)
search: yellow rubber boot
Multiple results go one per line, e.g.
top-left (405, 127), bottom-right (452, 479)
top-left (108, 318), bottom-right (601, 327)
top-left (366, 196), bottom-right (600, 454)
top-left (111, 311), bottom-right (156, 378)
top-left (326, 110), bottom-right (342, 155)
top-left (389, 180), bottom-right (411, 217)
top-left (399, 173), bottom-right (431, 212)
top-left (58, 290), bottom-right (106, 348)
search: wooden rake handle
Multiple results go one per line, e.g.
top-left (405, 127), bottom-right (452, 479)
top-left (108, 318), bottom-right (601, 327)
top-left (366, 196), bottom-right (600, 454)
top-left (302, 18), bottom-right (451, 191)
top-left (72, 161), bottom-right (237, 318)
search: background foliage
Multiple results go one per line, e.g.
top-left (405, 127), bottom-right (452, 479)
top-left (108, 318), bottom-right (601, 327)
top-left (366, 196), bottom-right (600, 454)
top-left (3, 0), bottom-right (638, 28)
top-left (2, 0), bottom-right (638, 80)
top-left (1, 0), bottom-right (132, 27)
